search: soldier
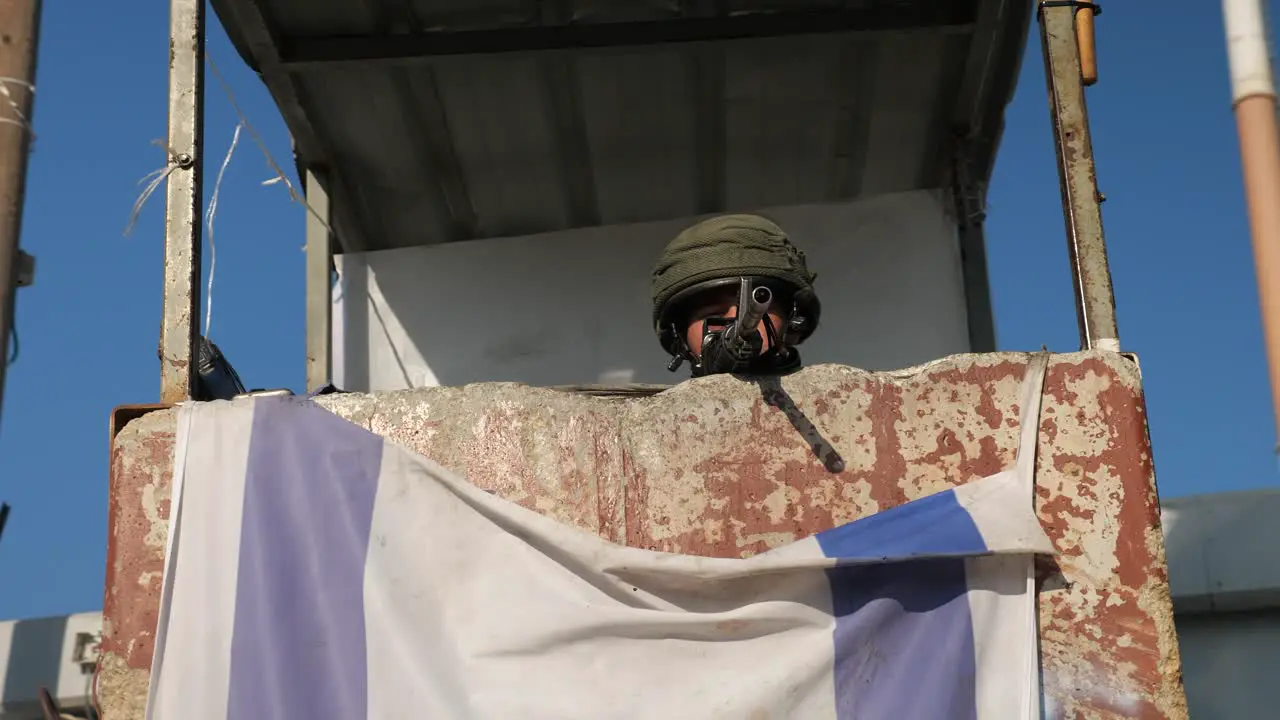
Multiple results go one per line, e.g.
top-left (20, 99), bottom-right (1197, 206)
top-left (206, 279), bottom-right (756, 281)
top-left (651, 214), bottom-right (822, 377)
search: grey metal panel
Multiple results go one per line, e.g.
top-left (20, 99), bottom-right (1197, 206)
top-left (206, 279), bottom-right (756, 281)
top-left (859, 32), bottom-right (951, 197)
top-left (723, 36), bottom-right (841, 210)
top-left (433, 56), bottom-right (571, 238)
top-left (577, 51), bottom-right (699, 224)
top-left (261, 0), bottom-right (378, 35)
top-left (211, 0), bottom-right (1023, 252)
top-left (406, 0), bottom-right (532, 29)
top-left (295, 66), bottom-right (455, 247)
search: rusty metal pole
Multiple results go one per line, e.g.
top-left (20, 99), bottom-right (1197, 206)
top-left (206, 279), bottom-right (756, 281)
top-left (1224, 0), bottom-right (1280, 448)
top-left (159, 0), bottom-right (205, 403)
top-left (1039, 2), bottom-right (1120, 352)
top-left (0, 0), bottom-right (40, 433)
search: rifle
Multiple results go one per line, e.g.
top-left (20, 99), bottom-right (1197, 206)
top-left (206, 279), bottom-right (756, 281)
top-left (699, 278), bottom-right (773, 375)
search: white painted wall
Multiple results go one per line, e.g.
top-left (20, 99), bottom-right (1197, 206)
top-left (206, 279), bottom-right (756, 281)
top-left (333, 189), bottom-right (972, 391)
top-left (1162, 489), bottom-right (1280, 613)
top-left (1176, 610), bottom-right (1280, 719)
top-left (0, 611), bottom-right (99, 718)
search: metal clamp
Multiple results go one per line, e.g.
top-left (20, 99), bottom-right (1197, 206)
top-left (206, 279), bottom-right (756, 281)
top-left (1038, 1), bottom-right (1101, 15)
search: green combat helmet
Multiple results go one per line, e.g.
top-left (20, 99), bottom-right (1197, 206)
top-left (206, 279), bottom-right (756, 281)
top-left (651, 214), bottom-right (821, 377)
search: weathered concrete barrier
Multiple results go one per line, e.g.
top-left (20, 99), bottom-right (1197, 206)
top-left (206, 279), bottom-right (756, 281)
top-left (100, 351), bottom-right (1187, 719)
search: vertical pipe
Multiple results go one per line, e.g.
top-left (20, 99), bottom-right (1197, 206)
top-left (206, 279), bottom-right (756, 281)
top-left (952, 140), bottom-right (998, 353)
top-left (159, 0), bottom-right (205, 404)
top-left (0, 0), bottom-right (41, 433)
top-left (1039, 3), bottom-right (1120, 352)
top-left (305, 170), bottom-right (333, 392)
top-left (1224, 0), bottom-right (1280, 447)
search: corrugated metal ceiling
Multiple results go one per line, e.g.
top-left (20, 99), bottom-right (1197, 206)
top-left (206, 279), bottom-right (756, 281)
top-left (211, 0), bottom-right (1032, 253)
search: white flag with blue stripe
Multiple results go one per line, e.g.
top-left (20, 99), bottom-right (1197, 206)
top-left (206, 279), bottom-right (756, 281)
top-left (147, 358), bottom-right (1054, 720)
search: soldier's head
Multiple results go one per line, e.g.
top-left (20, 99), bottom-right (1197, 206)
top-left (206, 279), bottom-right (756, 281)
top-left (651, 214), bottom-right (821, 377)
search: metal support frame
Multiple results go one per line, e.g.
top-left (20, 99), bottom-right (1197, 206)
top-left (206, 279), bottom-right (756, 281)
top-left (305, 170), bottom-right (332, 392)
top-left (945, 0), bottom-right (1035, 355)
top-left (1039, 2), bottom-right (1120, 352)
top-left (159, 0), bottom-right (206, 403)
top-left (276, 3), bottom-right (981, 67)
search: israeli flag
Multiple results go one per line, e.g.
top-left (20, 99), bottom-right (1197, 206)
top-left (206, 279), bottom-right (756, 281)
top-left (147, 382), bottom-right (1052, 720)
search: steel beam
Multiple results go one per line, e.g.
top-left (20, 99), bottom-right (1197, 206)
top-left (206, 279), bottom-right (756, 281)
top-left (1039, 2), bottom-right (1119, 352)
top-left (159, 0), bottom-right (205, 403)
top-left (305, 170), bottom-right (332, 393)
top-left (277, 3), bottom-right (980, 68)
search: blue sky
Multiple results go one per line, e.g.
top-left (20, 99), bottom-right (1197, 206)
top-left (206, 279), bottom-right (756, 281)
top-left (0, 3), bottom-right (1275, 620)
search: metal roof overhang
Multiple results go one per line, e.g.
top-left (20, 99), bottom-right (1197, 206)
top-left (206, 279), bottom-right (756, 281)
top-left (209, 0), bottom-right (1032, 255)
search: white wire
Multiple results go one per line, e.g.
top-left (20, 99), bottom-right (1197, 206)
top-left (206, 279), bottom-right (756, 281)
top-left (204, 122), bottom-right (243, 339)
top-left (206, 56), bottom-right (341, 244)
top-left (0, 75), bottom-right (35, 135)
top-left (123, 162), bottom-right (178, 237)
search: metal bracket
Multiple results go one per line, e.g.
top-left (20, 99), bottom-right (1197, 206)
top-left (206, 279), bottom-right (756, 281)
top-left (72, 630), bottom-right (102, 672)
top-left (15, 249), bottom-right (33, 287)
top-left (950, 133), bottom-right (988, 226)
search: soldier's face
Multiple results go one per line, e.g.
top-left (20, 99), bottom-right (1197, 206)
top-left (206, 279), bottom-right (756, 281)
top-left (683, 287), bottom-right (786, 359)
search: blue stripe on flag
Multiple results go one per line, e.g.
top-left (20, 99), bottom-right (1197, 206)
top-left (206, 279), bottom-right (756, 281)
top-left (814, 488), bottom-right (987, 560)
top-left (817, 489), bottom-right (983, 720)
top-left (226, 399), bottom-right (383, 720)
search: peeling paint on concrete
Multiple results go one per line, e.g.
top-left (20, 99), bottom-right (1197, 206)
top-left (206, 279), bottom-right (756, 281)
top-left (102, 417), bottom-right (172, 680)
top-left (97, 652), bottom-right (151, 720)
top-left (100, 351), bottom-right (1187, 718)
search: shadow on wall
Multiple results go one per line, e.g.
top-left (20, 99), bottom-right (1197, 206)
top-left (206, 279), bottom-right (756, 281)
top-left (338, 216), bottom-right (681, 390)
top-left (1159, 489), bottom-right (1280, 719)
top-left (1, 614), bottom-right (68, 715)
top-left (1160, 489), bottom-right (1280, 613)
top-left (334, 191), bottom-right (974, 391)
